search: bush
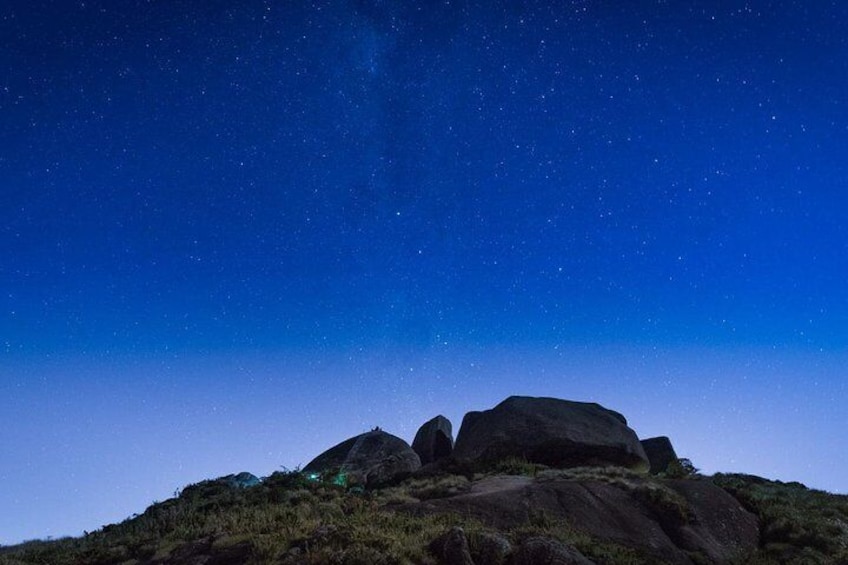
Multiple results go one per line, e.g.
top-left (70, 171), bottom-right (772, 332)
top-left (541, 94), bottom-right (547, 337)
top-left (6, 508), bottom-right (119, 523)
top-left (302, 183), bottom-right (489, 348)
top-left (662, 458), bottom-right (699, 479)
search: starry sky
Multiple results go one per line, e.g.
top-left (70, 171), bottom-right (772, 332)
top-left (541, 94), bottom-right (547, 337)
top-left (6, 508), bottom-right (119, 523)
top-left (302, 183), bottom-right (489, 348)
top-left (2, 0), bottom-right (847, 545)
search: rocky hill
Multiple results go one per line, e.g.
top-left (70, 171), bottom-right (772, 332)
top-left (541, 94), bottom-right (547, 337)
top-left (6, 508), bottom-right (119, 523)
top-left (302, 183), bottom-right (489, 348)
top-left (2, 396), bottom-right (847, 564)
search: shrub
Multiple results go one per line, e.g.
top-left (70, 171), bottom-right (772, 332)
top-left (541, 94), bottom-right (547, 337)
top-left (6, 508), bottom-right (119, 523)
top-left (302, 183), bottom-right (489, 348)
top-left (662, 458), bottom-right (699, 479)
top-left (492, 456), bottom-right (545, 477)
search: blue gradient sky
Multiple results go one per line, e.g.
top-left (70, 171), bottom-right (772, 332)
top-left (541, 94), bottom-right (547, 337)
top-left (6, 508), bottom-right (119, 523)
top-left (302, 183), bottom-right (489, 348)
top-left (2, 0), bottom-right (847, 545)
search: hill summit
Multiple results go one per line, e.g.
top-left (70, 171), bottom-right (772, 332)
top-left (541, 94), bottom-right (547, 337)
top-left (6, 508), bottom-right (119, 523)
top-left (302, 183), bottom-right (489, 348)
top-left (2, 396), bottom-right (847, 564)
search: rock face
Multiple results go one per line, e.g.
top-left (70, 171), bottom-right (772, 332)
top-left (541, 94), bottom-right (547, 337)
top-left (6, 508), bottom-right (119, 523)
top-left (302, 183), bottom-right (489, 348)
top-left (641, 436), bottom-right (679, 474)
top-left (413, 415), bottom-right (454, 465)
top-left (453, 396), bottom-right (649, 470)
top-left (511, 537), bottom-right (596, 565)
top-left (410, 474), bottom-right (759, 564)
top-left (665, 479), bottom-right (761, 563)
top-left (303, 430), bottom-right (421, 487)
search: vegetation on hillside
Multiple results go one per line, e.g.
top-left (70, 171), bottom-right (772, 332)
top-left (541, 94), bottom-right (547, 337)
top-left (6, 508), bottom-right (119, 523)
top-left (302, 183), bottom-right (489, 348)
top-left (0, 465), bottom-right (652, 564)
top-left (1, 463), bottom-right (847, 564)
top-left (712, 473), bottom-right (848, 564)
top-left (0, 469), bottom-right (465, 564)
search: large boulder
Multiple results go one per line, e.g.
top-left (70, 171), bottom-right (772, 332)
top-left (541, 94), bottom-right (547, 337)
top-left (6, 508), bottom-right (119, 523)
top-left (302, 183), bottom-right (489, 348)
top-left (303, 430), bottom-right (421, 487)
top-left (453, 396), bottom-right (649, 471)
top-left (641, 436), bottom-right (679, 474)
top-left (413, 415), bottom-right (454, 465)
top-left (408, 474), bottom-right (759, 564)
top-left (511, 537), bottom-right (596, 565)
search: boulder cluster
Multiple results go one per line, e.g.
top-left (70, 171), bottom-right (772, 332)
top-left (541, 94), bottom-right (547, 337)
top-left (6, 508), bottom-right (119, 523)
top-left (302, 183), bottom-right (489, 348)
top-left (297, 396), bottom-right (763, 563)
top-left (10, 395), bottom-right (764, 565)
top-left (304, 395), bottom-right (680, 487)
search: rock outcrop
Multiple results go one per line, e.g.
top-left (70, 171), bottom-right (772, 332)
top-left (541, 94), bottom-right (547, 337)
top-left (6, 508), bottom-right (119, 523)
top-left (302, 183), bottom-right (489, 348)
top-left (641, 436), bottom-right (679, 474)
top-left (9, 394), bottom-right (808, 565)
top-left (413, 415), bottom-right (454, 465)
top-left (453, 396), bottom-right (649, 470)
top-left (303, 429), bottom-right (421, 487)
top-left (225, 472), bottom-right (261, 489)
top-left (664, 479), bottom-right (760, 563)
top-left (410, 473), bottom-right (759, 564)
top-left (511, 537), bottom-right (596, 565)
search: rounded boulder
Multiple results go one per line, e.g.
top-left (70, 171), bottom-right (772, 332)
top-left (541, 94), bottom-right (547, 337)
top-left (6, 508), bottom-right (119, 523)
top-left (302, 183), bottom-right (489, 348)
top-left (453, 396), bottom-right (648, 471)
top-left (304, 430), bottom-right (421, 487)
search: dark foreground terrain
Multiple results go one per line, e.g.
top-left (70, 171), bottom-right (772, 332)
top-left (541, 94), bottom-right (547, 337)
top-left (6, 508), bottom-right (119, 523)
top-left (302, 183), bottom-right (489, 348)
top-left (2, 461), bottom-right (847, 564)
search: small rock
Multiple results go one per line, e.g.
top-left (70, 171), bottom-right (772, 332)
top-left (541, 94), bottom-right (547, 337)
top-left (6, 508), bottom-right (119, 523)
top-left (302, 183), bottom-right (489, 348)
top-left (469, 531), bottom-right (512, 565)
top-left (429, 526), bottom-right (475, 565)
top-left (511, 537), bottom-right (595, 565)
top-left (225, 472), bottom-right (261, 489)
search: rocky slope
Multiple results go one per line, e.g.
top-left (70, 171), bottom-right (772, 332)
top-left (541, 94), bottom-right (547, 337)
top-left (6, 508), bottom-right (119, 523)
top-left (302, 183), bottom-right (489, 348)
top-left (2, 396), bottom-right (847, 564)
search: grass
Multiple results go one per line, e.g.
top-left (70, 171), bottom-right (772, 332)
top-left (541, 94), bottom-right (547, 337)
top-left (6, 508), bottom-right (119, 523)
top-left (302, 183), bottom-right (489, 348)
top-left (4, 467), bottom-right (848, 564)
top-left (538, 465), bottom-right (692, 527)
top-left (712, 473), bottom-right (848, 564)
top-left (375, 474), bottom-right (471, 505)
top-left (0, 470), bottom-right (465, 565)
top-left (0, 466), bottom-right (658, 564)
top-left (508, 512), bottom-right (652, 564)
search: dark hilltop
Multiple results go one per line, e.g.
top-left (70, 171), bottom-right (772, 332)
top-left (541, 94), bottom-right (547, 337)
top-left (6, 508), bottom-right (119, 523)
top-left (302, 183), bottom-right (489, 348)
top-left (2, 396), bottom-right (847, 564)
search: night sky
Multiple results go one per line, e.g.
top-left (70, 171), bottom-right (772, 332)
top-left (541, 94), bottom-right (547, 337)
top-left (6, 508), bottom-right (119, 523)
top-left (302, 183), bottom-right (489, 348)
top-left (2, 0), bottom-right (847, 545)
